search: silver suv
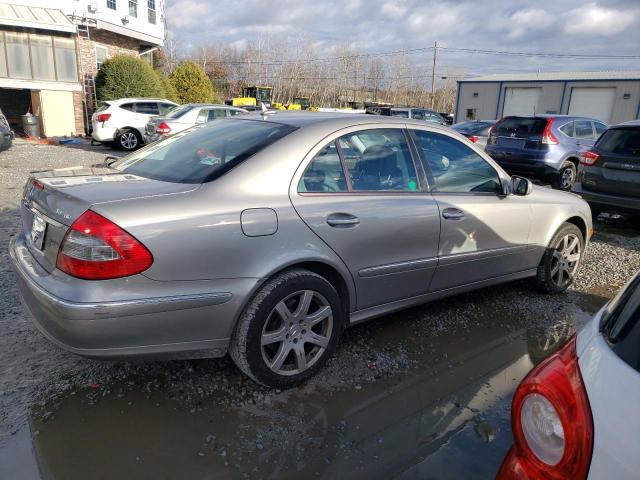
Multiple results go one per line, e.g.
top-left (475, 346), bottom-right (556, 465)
top-left (11, 113), bottom-right (592, 388)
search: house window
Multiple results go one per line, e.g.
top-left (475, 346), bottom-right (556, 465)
top-left (30, 34), bottom-right (55, 81)
top-left (147, 0), bottom-right (156, 24)
top-left (53, 37), bottom-right (78, 82)
top-left (5, 32), bottom-right (31, 79)
top-left (96, 45), bottom-right (108, 70)
top-left (128, 0), bottom-right (138, 17)
top-left (107, 0), bottom-right (116, 9)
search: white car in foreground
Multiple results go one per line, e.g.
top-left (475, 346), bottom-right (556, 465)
top-left (91, 98), bottom-right (178, 151)
top-left (498, 271), bottom-right (640, 479)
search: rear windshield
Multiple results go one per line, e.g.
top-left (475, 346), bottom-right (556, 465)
top-left (453, 121), bottom-right (493, 135)
top-left (595, 128), bottom-right (640, 156)
top-left (601, 273), bottom-right (640, 372)
top-left (495, 117), bottom-right (547, 137)
top-left (113, 119), bottom-right (297, 184)
top-left (165, 104), bottom-right (194, 119)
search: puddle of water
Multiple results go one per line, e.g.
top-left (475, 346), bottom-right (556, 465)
top-left (0, 299), bottom-right (595, 480)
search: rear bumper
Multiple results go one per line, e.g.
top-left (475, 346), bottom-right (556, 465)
top-left (572, 182), bottom-right (640, 213)
top-left (9, 235), bottom-right (258, 359)
top-left (485, 148), bottom-right (560, 178)
top-left (91, 124), bottom-right (116, 143)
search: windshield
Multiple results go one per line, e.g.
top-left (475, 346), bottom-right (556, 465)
top-left (495, 117), bottom-right (547, 138)
top-left (112, 119), bottom-right (297, 184)
top-left (595, 128), bottom-right (640, 156)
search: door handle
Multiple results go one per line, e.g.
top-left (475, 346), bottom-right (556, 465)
top-left (327, 213), bottom-right (360, 227)
top-left (442, 208), bottom-right (465, 220)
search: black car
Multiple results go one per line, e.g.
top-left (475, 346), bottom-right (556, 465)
top-left (365, 106), bottom-right (446, 124)
top-left (0, 107), bottom-right (13, 151)
top-left (573, 121), bottom-right (640, 216)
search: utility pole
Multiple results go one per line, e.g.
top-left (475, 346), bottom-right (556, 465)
top-left (430, 41), bottom-right (437, 109)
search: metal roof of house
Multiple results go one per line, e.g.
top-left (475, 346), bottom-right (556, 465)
top-left (459, 71), bottom-right (640, 83)
top-left (0, 4), bottom-right (75, 33)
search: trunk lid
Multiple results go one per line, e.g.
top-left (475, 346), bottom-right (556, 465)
top-left (490, 117), bottom-right (549, 151)
top-left (583, 126), bottom-right (640, 197)
top-left (22, 165), bottom-right (199, 272)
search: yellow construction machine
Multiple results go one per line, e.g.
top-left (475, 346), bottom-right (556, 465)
top-left (229, 86), bottom-right (273, 108)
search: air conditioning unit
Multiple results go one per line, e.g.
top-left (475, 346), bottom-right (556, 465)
top-left (87, 2), bottom-right (98, 13)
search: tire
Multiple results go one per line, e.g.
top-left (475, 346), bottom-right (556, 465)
top-left (230, 269), bottom-right (344, 388)
top-left (116, 129), bottom-right (142, 151)
top-left (535, 222), bottom-right (584, 294)
top-left (555, 161), bottom-right (577, 191)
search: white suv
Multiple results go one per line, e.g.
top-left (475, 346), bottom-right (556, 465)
top-left (91, 98), bottom-right (178, 151)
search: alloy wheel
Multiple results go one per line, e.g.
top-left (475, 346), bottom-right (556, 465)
top-left (550, 233), bottom-right (581, 288)
top-left (120, 131), bottom-right (138, 150)
top-left (261, 290), bottom-right (333, 376)
top-left (560, 167), bottom-right (575, 190)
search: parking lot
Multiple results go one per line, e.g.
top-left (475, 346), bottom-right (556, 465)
top-left (0, 139), bottom-right (639, 479)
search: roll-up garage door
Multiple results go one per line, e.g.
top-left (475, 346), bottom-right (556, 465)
top-left (568, 87), bottom-right (615, 123)
top-left (502, 87), bottom-right (541, 117)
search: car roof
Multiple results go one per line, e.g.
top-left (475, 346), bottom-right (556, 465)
top-left (237, 111), bottom-right (452, 132)
top-left (111, 98), bottom-right (177, 104)
top-left (617, 120), bottom-right (640, 127)
top-left (505, 114), bottom-right (602, 122)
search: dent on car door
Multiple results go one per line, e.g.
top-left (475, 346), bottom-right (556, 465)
top-left (290, 127), bottom-right (441, 310)
top-left (411, 129), bottom-right (532, 291)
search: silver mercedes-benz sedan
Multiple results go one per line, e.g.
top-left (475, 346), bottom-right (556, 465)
top-left (10, 112), bottom-right (592, 388)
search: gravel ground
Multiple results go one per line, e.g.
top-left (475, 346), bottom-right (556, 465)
top-left (1, 139), bottom-right (639, 464)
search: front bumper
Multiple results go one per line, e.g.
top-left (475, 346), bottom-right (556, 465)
top-left (572, 182), bottom-right (640, 213)
top-left (9, 235), bottom-right (257, 359)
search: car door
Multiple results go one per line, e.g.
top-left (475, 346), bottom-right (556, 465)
top-left (410, 128), bottom-right (532, 292)
top-left (573, 119), bottom-right (597, 149)
top-left (132, 102), bottom-right (160, 132)
top-left (291, 126), bottom-right (441, 311)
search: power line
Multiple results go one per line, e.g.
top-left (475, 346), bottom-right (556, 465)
top-left (439, 46), bottom-right (640, 60)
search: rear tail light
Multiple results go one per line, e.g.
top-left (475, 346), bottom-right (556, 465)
top-left (56, 210), bottom-right (153, 280)
top-left (156, 122), bottom-right (171, 135)
top-left (541, 118), bottom-right (559, 145)
top-left (488, 118), bottom-right (505, 145)
top-left (30, 178), bottom-right (44, 190)
top-left (497, 336), bottom-right (593, 480)
top-left (468, 135), bottom-right (479, 143)
top-left (580, 151), bottom-right (600, 166)
top-left (96, 113), bottom-right (111, 123)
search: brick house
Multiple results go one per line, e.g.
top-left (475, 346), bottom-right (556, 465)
top-left (0, 1), bottom-right (165, 137)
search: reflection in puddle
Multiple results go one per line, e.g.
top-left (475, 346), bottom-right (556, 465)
top-left (25, 308), bottom-right (583, 480)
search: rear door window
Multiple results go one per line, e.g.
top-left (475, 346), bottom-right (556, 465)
top-left (135, 102), bottom-right (160, 115)
top-left (298, 142), bottom-right (347, 192)
top-left (208, 109), bottom-right (227, 121)
top-left (113, 120), bottom-right (297, 184)
top-left (596, 128), bottom-right (640, 156)
top-left (159, 103), bottom-right (175, 115)
top-left (119, 103), bottom-right (135, 112)
top-left (496, 117), bottom-right (547, 138)
top-left (574, 120), bottom-right (595, 140)
top-left (340, 129), bottom-right (418, 192)
top-left (414, 130), bottom-right (501, 194)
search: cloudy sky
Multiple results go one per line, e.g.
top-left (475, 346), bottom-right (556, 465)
top-left (165, 0), bottom-right (640, 76)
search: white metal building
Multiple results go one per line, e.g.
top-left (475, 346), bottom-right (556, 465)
top-left (455, 72), bottom-right (640, 125)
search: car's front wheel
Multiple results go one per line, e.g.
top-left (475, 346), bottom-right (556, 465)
top-left (230, 269), bottom-right (343, 388)
top-left (116, 129), bottom-right (142, 151)
top-left (535, 222), bottom-right (584, 293)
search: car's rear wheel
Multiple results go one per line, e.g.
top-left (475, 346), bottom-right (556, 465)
top-left (230, 269), bottom-right (343, 388)
top-left (555, 161), bottom-right (577, 191)
top-left (116, 129), bottom-right (141, 151)
top-left (535, 222), bottom-right (584, 293)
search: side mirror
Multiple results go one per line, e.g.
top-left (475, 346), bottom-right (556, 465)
top-left (511, 175), bottom-right (533, 196)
